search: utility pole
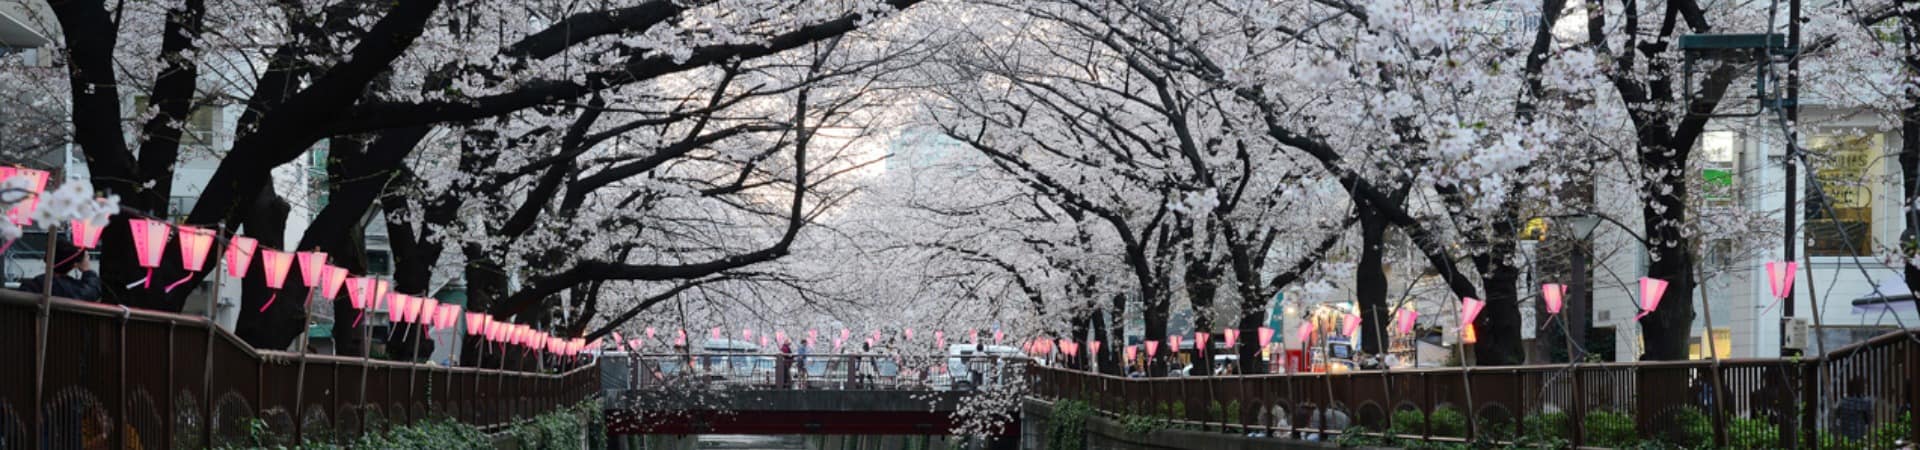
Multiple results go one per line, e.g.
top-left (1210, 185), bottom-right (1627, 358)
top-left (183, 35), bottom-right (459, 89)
top-left (1779, 0), bottom-right (1803, 358)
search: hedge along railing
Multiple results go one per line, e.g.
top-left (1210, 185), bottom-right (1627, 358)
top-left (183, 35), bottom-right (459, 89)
top-left (1029, 328), bottom-right (1920, 449)
top-left (0, 289), bottom-right (598, 449)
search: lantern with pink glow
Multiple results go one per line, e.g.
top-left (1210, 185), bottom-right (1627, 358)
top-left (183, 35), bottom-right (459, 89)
top-left (436, 303), bottom-right (457, 330)
top-left (1460, 297), bottom-right (1487, 327)
top-left (647, 327), bottom-right (657, 341)
top-left (833, 338), bottom-right (845, 352)
top-left (2, 167), bottom-right (49, 225)
top-left (415, 298), bottom-right (438, 325)
top-left (1763, 261), bottom-right (1797, 315)
top-left (840, 328), bottom-right (851, 342)
top-left (1144, 340), bottom-right (1159, 358)
top-left (612, 331), bottom-right (627, 352)
top-left (776, 330), bottom-right (787, 344)
top-left (320, 266), bottom-right (347, 297)
top-left (993, 329), bottom-right (1004, 344)
top-left (935, 330), bottom-right (946, 349)
top-left (1396, 308), bottom-right (1419, 335)
top-left (128, 219), bottom-right (171, 288)
top-left (1194, 332), bottom-right (1210, 355)
top-left (69, 219), bottom-right (105, 250)
top-left (157, 226), bottom-right (216, 292)
top-left (1342, 314), bottom-right (1361, 339)
top-left (466, 312), bottom-right (488, 335)
top-left (345, 277), bottom-right (374, 327)
top-left (370, 279), bottom-right (390, 313)
top-left (256, 249), bottom-right (294, 311)
top-left (1257, 327), bottom-right (1274, 346)
top-left (710, 327), bottom-right (721, 340)
top-left (967, 329), bottom-right (978, 345)
top-left (1124, 345), bottom-right (1138, 363)
top-left (629, 339), bottom-right (643, 351)
top-left (742, 329), bottom-right (753, 341)
top-left (1089, 340), bottom-right (1101, 357)
top-left (759, 336), bottom-right (770, 348)
top-left (1542, 283), bottom-right (1568, 316)
top-left (385, 294), bottom-right (411, 323)
top-left (905, 328), bottom-right (914, 341)
top-left (808, 329), bottom-right (818, 343)
top-left (1054, 338), bottom-right (1070, 356)
top-left (674, 329), bottom-right (687, 347)
top-left (223, 235), bottom-right (257, 278)
top-left (1223, 329), bottom-right (1240, 348)
top-left (296, 251), bottom-right (329, 292)
top-left (1634, 277), bottom-right (1669, 321)
top-left (1168, 335), bottom-right (1182, 354)
top-left (1295, 322), bottom-right (1314, 349)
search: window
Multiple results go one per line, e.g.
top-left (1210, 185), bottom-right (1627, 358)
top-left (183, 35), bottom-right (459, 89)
top-left (1806, 132), bottom-right (1887, 257)
top-left (1689, 327), bottom-right (1732, 359)
top-left (130, 96), bottom-right (219, 147)
top-left (366, 249), bottom-right (393, 275)
top-left (1700, 131), bottom-right (1740, 205)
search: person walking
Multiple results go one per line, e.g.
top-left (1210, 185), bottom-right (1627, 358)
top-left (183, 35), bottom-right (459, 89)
top-left (777, 341), bottom-right (793, 388)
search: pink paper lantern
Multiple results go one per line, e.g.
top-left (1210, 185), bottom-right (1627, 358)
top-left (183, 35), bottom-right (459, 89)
top-left (128, 219), bottom-right (171, 288)
top-left (161, 226), bottom-right (217, 292)
top-left (1460, 296), bottom-right (1487, 326)
top-left (1766, 260), bottom-right (1797, 300)
top-left (296, 251), bottom-right (329, 288)
top-left (223, 235), bottom-right (257, 278)
top-left (1396, 308), bottom-right (1419, 335)
top-left (466, 312), bottom-right (487, 335)
top-left (646, 327), bottom-right (657, 340)
top-left (1635, 277), bottom-right (1669, 321)
top-left (343, 276), bottom-right (373, 327)
top-left (256, 249), bottom-right (294, 311)
top-left (1124, 345), bottom-right (1137, 363)
top-left (776, 330), bottom-right (787, 344)
top-left (674, 329), bottom-right (687, 347)
top-left (1089, 340), bottom-right (1101, 356)
top-left (1055, 338), bottom-right (1070, 355)
top-left (1144, 340), bottom-right (1159, 358)
top-left (409, 297), bottom-right (433, 324)
top-left (905, 328), bottom-right (914, 340)
top-left (371, 279), bottom-right (390, 312)
top-left (935, 330), bottom-right (946, 348)
top-left (1194, 332), bottom-right (1210, 354)
top-left (3, 168), bottom-right (48, 225)
top-left (759, 335), bottom-right (770, 348)
top-left (69, 219), bottom-right (105, 249)
top-left (834, 338), bottom-right (845, 352)
top-left (993, 330), bottom-right (1004, 344)
top-left (1257, 326), bottom-right (1274, 345)
top-left (1168, 335), bottom-right (1182, 353)
top-left (613, 331), bottom-right (626, 351)
top-left (1295, 322), bottom-right (1315, 348)
top-left (710, 327), bottom-right (721, 340)
top-left (629, 339), bottom-right (643, 351)
top-left (808, 329), bottom-right (818, 343)
top-left (1223, 328), bottom-right (1240, 347)
top-left (1542, 283), bottom-right (1568, 315)
top-left (967, 328), bottom-right (978, 345)
top-left (386, 294), bottom-right (411, 322)
top-left (318, 266), bottom-right (348, 299)
top-left (438, 304), bottom-right (459, 330)
top-left (742, 329), bottom-right (753, 341)
top-left (840, 328), bottom-right (851, 342)
top-left (1343, 314), bottom-right (1362, 338)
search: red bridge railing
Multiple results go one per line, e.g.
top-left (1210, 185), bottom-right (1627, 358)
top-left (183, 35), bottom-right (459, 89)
top-left (0, 290), bottom-right (597, 448)
top-left (1029, 329), bottom-right (1920, 449)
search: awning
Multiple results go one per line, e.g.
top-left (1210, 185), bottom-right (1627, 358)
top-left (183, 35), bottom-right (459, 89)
top-left (1850, 278), bottom-right (1915, 315)
top-left (0, 8), bottom-right (51, 49)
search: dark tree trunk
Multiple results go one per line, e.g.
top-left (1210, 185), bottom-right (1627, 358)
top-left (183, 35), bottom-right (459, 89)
top-left (1235, 310), bottom-right (1268, 375)
top-left (1183, 255), bottom-right (1217, 375)
top-left (1639, 141), bottom-right (1697, 361)
top-left (1901, 12), bottom-right (1920, 300)
top-left (232, 187), bottom-right (301, 349)
top-left (1474, 216), bottom-right (1525, 365)
top-left (1091, 307), bottom-right (1122, 375)
top-left (1356, 200), bottom-right (1389, 355)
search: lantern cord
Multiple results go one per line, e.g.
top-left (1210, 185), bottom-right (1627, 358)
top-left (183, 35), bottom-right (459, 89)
top-left (258, 291), bottom-right (278, 312)
top-left (124, 268), bottom-right (152, 290)
top-left (163, 271), bottom-right (195, 293)
top-left (51, 246), bottom-right (81, 269)
top-left (0, 238), bottom-right (13, 256)
top-left (352, 311), bottom-right (364, 329)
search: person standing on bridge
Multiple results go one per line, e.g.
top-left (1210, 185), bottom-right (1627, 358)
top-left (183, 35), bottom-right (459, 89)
top-left (18, 240), bottom-right (101, 301)
top-left (776, 340), bottom-right (793, 388)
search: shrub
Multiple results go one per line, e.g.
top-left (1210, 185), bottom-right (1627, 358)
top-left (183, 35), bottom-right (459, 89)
top-left (1428, 406), bottom-right (1467, 438)
top-left (1522, 411), bottom-right (1568, 441)
top-left (1582, 410), bottom-right (1636, 448)
top-left (1726, 417), bottom-right (1780, 448)
top-left (1389, 409), bottom-right (1425, 436)
top-left (1207, 400), bottom-right (1242, 425)
top-left (1656, 407), bottom-right (1710, 448)
top-left (1045, 399), bottom-right (1091, 450)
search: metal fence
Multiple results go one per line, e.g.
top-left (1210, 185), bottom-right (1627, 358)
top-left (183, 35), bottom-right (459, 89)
top-left (0, 289), bottom-right (597, 449)
top-left (1029, 329), bottom-right (1920, 448)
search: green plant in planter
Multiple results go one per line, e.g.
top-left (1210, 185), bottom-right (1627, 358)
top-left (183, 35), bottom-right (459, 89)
top-left (1726, 417), bottom-right (1780, 449)
top-left (1522, 411), bottom-right (1568, 441)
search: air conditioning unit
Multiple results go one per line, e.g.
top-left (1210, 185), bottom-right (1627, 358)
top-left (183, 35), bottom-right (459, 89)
top-left (1783, 318), bottom-right (1809, 350)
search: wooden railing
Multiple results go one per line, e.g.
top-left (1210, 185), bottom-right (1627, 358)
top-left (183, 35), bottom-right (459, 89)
top-left (1030, 329), bottom-right (1920, 449)
top-left (0, 290), bottom-right (597, 448)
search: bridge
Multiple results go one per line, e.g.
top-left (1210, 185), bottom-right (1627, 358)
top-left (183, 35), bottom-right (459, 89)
top-left (599, 353), bottom-right (1024, 437)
